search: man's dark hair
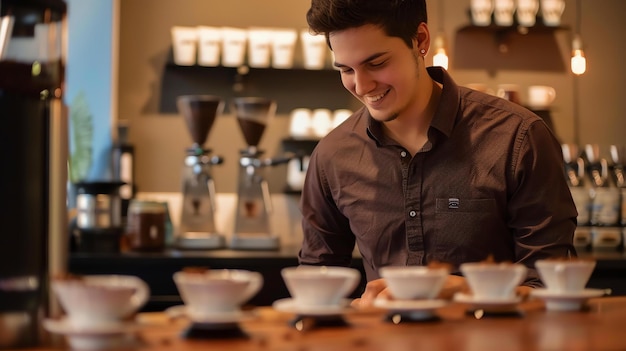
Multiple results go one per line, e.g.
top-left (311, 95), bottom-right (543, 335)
top-left (306, 0), bottom-right (428, 49)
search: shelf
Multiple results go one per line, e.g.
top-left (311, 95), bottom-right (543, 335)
top-left (159, 60), bottom-right (359, 115)
top-left (453, 22), bottom-right (569, 74)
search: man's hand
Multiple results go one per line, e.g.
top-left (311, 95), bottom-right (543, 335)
top-left (350, 278), bottom-right (390, 308)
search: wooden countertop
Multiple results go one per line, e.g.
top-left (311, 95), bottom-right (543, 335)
top-left (32, 296), bottom-right (626, 351)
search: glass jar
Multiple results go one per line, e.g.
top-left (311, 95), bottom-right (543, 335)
top-left (126, 200), bottom-right (165, 252)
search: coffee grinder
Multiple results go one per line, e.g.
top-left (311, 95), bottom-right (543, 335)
top-left (230, 97), bottom-right (292, 250)
top-left (176, 95), bottom-right (225, 249)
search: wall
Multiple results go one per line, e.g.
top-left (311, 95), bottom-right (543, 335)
top-left (117, 0), bottom-right (626, 194)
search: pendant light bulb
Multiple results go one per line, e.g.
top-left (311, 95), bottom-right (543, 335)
top-left (571, 35), bottom-right (586, 75)
top-left (433, 34), bottom-right (449, 70)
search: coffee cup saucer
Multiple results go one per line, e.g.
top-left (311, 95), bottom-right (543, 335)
top-left (453, 292), bottom-right (521, 310)
top-left (272, 298), bottom-right (353, 316)
top-left (373, 298), bottom-right (447, 321)
top-left (164, 305), bottom-right (257, 324)
top-left (43, 318), bottom-right (138, 350)
top-left (529, 288), bottom-right (605, 311)
top-left (43, 317), bottom-right (137, 335)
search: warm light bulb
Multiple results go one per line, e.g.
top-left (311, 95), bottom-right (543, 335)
top-left (571, 35), bottom-right (586, 75)
top-left (571, 50), bottom-right (586, 75)
top-left (433, 48), bottom-right (449, 70)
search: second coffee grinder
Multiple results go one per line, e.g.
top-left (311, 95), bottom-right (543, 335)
top-left (230, 97), bottom-right (293, 250)
top-left (176, 95), bottom-right (225, 249)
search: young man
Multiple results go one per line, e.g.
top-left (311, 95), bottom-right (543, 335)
top-left (299, 0), bottom-right (577, 306)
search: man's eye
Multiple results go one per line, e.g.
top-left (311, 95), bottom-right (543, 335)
top-left (370, 60), bottom-right (386, 67)
top-left (340, 68), bottom-right (354, 74)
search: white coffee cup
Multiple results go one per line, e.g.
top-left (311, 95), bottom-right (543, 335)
top-left (332, 109), bottom-right (352, 129)
top-left (380, 266), bottom-right (449, 300)
top-left (540, 0), bottom-right (566, 26)
top-left (460, 262), bottom-right (527, 300)
top-left (494, 0), bottom-right (515, 26)
top-left (310, 108), bottom-right (333, 138)
top-left (247, 27), bottom-right (273, 68)
top-left (300, 29), bottom-right (327, 70)
top-left (535, 259), bottom-right (596, 293)
top-left (471, 0), bottom-right (494, 26)
top-left (220, 27), bottom-right (247, 67)
top-left (288, 108), bottom-right (312, 138)
top-left (52, 275), bottom-right (150, 328)
top-left (270, 28), bottom-right (298, 69)
top-left (171, 26), bottom-right (198, 66)
top-left (281, 266), bottom-right (361, 307)
top-left (196, 26), bottom-right (222, 67)
top-left (516, 0), bottom-right (539, 26)
top-left (528, 85), bottom-right (556, 109)
top-left (173, 269), bottom-right (262, 319)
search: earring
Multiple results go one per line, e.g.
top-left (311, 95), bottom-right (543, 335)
top-left (420, 49), bottom-right (426, 55)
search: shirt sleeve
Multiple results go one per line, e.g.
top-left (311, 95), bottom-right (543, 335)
top-left (298, 147), bottom-right (356, 267)
top-left (508, 119), bottom-right (578, 286)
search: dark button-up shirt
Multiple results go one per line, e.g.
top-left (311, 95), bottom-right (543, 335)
top-left (299, 67), bottom-right (577, 286)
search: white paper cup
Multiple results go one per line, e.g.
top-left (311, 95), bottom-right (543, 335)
top-left (494, 0), bottom-right (515, 26)
top-left (540, 0), bottom-right (566, 26)
top-left (52, 275), bottom-right (150, 328)
top-left (196, 26), bottom-right (222, 67)
top-left (300, 29), bottom-right (327, 70)
top-left (516, 0), bottom-right (539, 26)
top-left (270, 28), bottom-right (297, 69)
top-left (471, 0), bottom-right (494, 26)
top-left (221, 27), bottom-right (247, 67)
top-left (171, 26), bottom-right (198, 66)
top-left (247, 27), bottom-right (273, 68)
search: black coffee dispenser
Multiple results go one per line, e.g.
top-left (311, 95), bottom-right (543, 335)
top-left (0, 0), bottom-right (68, 347)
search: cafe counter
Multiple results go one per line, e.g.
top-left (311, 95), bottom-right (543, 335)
top-left (68, 247), bottom-right (626, 312)
top-left (27, 297), bottom-right (626, 351)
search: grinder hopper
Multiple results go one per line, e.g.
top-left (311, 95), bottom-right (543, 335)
top-left (176, 95), bottom-right (225, 249)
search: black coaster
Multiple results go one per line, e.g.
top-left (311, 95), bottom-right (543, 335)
top-left (181, 322), bottom-right (248, 339)
top-left (289, 315), bottom-right (350, 331)
top-left (467, 309), bottom-right (524, 319)
top-left (384, 312), bottom-right (441, 324)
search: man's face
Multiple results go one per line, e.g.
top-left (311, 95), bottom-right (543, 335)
top-left (330, 24), bottom-right (422, 122)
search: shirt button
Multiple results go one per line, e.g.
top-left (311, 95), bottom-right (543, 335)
top-left (409, 210), bottom-right (417, 217)
top-left (400, 151), bottom-right (407, 157)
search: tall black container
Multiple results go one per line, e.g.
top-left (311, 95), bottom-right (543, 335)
top-left (0, 0), bottom-right (67, 348)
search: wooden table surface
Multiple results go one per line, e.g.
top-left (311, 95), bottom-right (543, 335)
top-left (34, 296), bottom-right (626, 351)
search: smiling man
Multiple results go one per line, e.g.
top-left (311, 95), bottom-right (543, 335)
top-left (298, 0), bottom-right (577, 306)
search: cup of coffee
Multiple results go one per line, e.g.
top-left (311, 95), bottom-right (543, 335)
top-left (527, 85), bottom-right (556, 109)
top-left (460, 262), bottom-right (527, 300)
top-left (52, 275), bottom-right (150, 328)
top-left (173, 268), bottom-right (263, 319)
top-left (281, 266), bottom-right (361, 307)
top-left (535, 258), bottom-right (596, 293)
top-left (380, 265), bottom-right (449, 300)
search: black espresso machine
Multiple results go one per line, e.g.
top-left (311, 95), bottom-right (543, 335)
top-left (0, 0), bottom-right (68, 347)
